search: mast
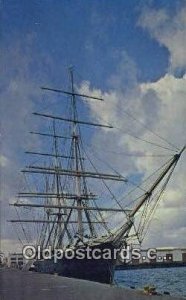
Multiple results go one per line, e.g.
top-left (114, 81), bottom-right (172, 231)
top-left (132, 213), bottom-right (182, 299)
top-left (130, 147), bottom-right (185, 218)
top-left (52, 120), bottom-right (63, 246)
top-left (113, 146), bottom-right (185, 245)
top-left (69, 67), bottom-right (84, 239)
top-left (10, 68), bottom-right (125, 246)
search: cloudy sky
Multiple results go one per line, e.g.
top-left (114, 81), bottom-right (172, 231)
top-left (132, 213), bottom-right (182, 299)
top-left (1, 0), bottom-right (186, 253)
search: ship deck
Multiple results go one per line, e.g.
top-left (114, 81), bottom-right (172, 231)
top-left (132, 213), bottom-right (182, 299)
top-left (0, 268), bottom-right (184, 300)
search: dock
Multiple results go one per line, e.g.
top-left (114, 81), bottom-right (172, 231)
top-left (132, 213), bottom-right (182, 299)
top-left (0, 268), bottom-right (184, 300)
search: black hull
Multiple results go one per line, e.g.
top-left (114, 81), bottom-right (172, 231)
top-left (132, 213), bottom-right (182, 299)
top-left (33, 242), bottom-right (116, 284)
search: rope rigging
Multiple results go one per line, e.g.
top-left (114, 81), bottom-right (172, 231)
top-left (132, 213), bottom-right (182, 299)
top-left (10, 69), bottom-right (184, 252)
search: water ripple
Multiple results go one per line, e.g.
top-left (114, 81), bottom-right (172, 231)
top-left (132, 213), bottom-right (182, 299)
top-left (115, 267), bottom-right (186, 297)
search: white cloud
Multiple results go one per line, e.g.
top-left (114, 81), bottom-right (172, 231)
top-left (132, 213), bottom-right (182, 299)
top-left (78, 69), bottom-right (186, 247)
top-left (1, 5), bottom-right (186, 252)
top-left (138, 6), bottom-right (186, 72)
top-left (0, 155), bottom-right (9, 167)
top-left (81, 6), bottom-right (186, 247)
top-left (0, 36), bottom-right (53, 251)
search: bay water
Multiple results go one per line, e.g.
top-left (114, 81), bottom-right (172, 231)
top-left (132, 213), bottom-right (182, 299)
top-left (115, 267), bottom-right (186, 297)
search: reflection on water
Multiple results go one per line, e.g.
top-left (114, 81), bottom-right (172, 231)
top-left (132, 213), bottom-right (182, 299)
top-left (115, 267), bottom-right (186, 297)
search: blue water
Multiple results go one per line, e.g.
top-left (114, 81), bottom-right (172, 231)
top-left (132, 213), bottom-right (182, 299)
top-left (115, 267), bottom-right (186, 297)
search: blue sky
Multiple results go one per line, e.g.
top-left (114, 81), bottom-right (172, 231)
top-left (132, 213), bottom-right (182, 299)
top-left (1, 0), bottom-right (186, 251)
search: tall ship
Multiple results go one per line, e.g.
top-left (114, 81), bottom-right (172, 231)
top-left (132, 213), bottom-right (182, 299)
top-left (9, 69), bottom-right (185, 284)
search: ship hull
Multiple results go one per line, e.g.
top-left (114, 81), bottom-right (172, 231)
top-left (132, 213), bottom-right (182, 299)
top-left (33, 242), bottom-right (117, 284)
